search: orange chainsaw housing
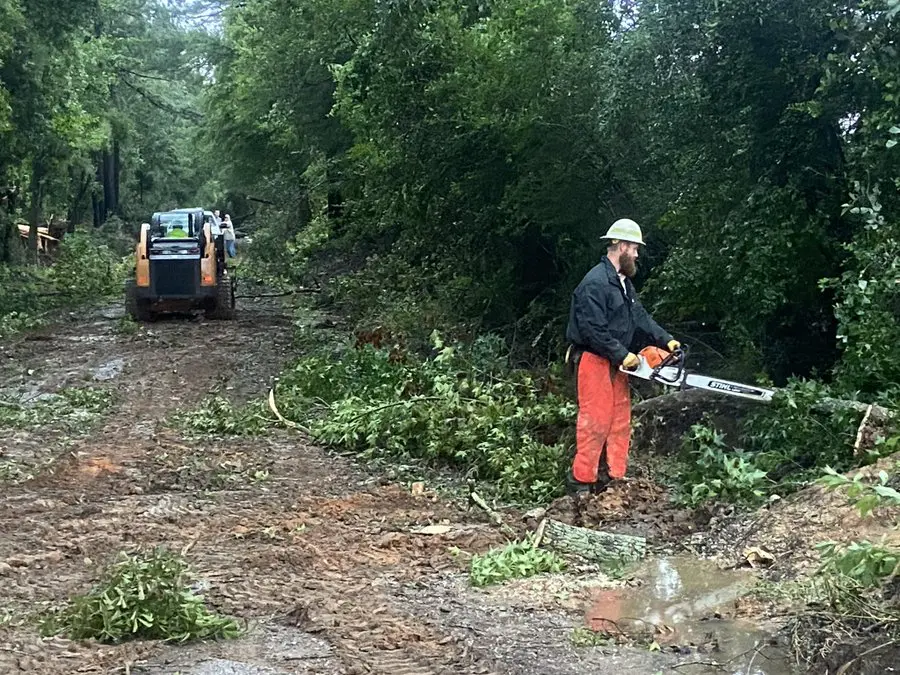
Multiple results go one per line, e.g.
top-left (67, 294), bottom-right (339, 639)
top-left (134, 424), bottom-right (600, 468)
top-left (639, 346), bottom-right (671, 369)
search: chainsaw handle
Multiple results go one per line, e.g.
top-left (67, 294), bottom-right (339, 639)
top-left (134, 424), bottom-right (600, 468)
top-left (651, 345), bottom-right (688, 384)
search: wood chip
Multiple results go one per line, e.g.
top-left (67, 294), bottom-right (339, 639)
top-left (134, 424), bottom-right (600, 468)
top-left (414, 525), bottom-right (455, 536)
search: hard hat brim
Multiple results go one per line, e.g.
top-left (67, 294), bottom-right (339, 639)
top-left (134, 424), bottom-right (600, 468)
top-left (602, 234), bottom-right (645, 245)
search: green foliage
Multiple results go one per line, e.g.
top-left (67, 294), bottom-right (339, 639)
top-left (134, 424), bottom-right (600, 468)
top-left (0, 0), bottom-right (219, 262)
top-left (672, 378), bottom-right (887, 506)
top-left (569, 627), bottom-right (613, 648)
top-left (42, 547), bottom-right (241, 643)
top-left (674, 424), bottom-right (769, 507)
top-left (172, 395), bottom-right (272, 438)
top-left (0, 229), bottom-right (126, 338)
top-left (49, 231), bottom-right (126, 300)
top-left (743, 380), bottom-right (866, 483)
top-left (327, 254), bottom-right (493, 350)
top-left (275, 334), bottom-right (574, 504)
top-left (0, 309), bottom-right (44, 338)
top-left (0, 386), bottom-right (113, 432)
top-left (819, 465), bottom-right (900, 518)
top-left (210, 0), bottom-right (900, 382)
top-left (117, 314), bottom-right (138, 335)
top-left (469, 539), bottom-right (567, 587)
top-left (817, 540), bottom-right (900, 589)
top-left (0, 264), bottom-right (47, 333)
top-left (826, 186), bottom-right (900, 396)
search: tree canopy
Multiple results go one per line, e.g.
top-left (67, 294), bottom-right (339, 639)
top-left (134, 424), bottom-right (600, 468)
top-left (0, 0), bottom-right (216, 260)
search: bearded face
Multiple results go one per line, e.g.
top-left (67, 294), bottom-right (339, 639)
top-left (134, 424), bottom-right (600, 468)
top-left (619, 247), bottom-right (638, 278)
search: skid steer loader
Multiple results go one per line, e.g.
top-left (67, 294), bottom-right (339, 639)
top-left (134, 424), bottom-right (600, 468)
top-left (125, 207), bottom-right (235, 321)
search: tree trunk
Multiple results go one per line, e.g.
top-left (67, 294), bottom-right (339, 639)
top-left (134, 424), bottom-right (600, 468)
top-left (633, 389), bottom-right (894, 422)
top-left (102, 148), bottom-right (115, 220)
top-left (112, 139), bottom-right (120, 214)
top-left (93, 150), bottom-right (106, 226)
top-left (297, 189), bottom-right (311, 229)
top-left (92, 191), bottom-right (102, 228)
top-left (67, 167), bottom-right (93, 231)
top-left (536, 518), bottom-right (646, 566)
top-left (0, 207), bottom-right (11, 263)
top-left (27, 162), bottom-right (44, 261)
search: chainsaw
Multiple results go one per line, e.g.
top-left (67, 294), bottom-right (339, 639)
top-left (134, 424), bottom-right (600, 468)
top-left (625, 345), bottom-right (774, 403)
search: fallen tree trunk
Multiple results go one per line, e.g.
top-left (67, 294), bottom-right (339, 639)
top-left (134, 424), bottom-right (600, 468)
top-left (536, 518), bottom-right (646, 566)
top-left (817, 397), bottom-right (894, 423)
top-left (634, 389), bottom-right (894, 422)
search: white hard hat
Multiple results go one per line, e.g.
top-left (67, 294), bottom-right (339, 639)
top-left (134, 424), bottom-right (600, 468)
top-left (602, 218), bottom-right (644, 246)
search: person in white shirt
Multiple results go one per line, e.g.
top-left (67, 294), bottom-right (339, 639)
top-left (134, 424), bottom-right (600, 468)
top-left (222, 214), bottom-right (236, 258)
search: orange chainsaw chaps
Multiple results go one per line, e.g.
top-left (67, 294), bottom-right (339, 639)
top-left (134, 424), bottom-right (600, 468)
top-left (638, 346), bottom-right (671, 369)
top-left (572, 352), bottom-right (631, 482)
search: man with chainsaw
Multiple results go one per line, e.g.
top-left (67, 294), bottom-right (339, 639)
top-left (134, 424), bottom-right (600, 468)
top-left (565, 218), bottom-right (680, 495)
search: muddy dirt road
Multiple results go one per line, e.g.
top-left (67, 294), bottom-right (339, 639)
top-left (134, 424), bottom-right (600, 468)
top-left (0, 296), bottom-right (778, 674)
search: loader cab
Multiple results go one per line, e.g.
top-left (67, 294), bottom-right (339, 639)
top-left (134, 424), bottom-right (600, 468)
top-left (151, 208), bottom-right (204, 240)
top-left (145, 208), bottom-right (207, 300)
top-left (203, 210), bottom-right (222, 236)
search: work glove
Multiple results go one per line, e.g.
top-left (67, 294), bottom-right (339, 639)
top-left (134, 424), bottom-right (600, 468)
top-left (622, 352), bottom-right (640, 370)
top-left (667, 340), bottom-right (681, 352)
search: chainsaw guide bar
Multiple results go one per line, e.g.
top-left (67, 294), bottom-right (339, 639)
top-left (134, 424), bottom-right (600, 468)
top-left (625, 351), bottom-right (775, 403)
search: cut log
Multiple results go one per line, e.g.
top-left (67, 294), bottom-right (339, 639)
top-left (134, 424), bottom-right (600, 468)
top-left (536, 518), bottom-right (646, 566)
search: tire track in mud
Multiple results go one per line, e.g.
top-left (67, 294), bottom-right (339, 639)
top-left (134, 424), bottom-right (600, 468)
top-left (0, 295), bottom-right (506, 675)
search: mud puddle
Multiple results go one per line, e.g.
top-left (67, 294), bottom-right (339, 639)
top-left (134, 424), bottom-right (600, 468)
top-left (586, 555), bottom-right (795, 674)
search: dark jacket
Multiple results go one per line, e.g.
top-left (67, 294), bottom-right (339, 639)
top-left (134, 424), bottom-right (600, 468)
top-left (566, 257), bottom-right (672, 365)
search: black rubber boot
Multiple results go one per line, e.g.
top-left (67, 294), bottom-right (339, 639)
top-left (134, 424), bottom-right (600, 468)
top-left (589, 454), bottom-right (612, 494)
top-left (566, 468), bottom-right (593, 497)
top-left (591, 472), bottom-right (611, 494)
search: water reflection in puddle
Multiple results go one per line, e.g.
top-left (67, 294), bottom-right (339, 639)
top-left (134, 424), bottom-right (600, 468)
top-left (584, 555), bottom-right (796, 674)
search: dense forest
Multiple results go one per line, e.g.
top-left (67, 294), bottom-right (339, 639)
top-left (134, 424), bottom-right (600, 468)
top-left (203, 0), bottom-right (900, 394)
top-left (0, 0), bottom-right (897, 393)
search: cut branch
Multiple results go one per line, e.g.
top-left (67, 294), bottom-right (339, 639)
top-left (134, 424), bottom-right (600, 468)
top-left (116, 68), bottom-right (174, 82)
top-left (469, 491), bottom-right (517, 539)
top-left (854, 404), bottom-right (876, 457)
top-left (267, 389), bottom-right (310, 433)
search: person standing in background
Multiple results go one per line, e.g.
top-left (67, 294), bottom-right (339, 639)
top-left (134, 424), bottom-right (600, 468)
top-left (222, 214), bottom-right (236, 258)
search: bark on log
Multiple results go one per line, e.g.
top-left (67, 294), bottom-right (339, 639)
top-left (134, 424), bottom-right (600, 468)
top-left (816, 397), bottom-right (894, 423)
top-left (536, 518), bottom-right (646, 565)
